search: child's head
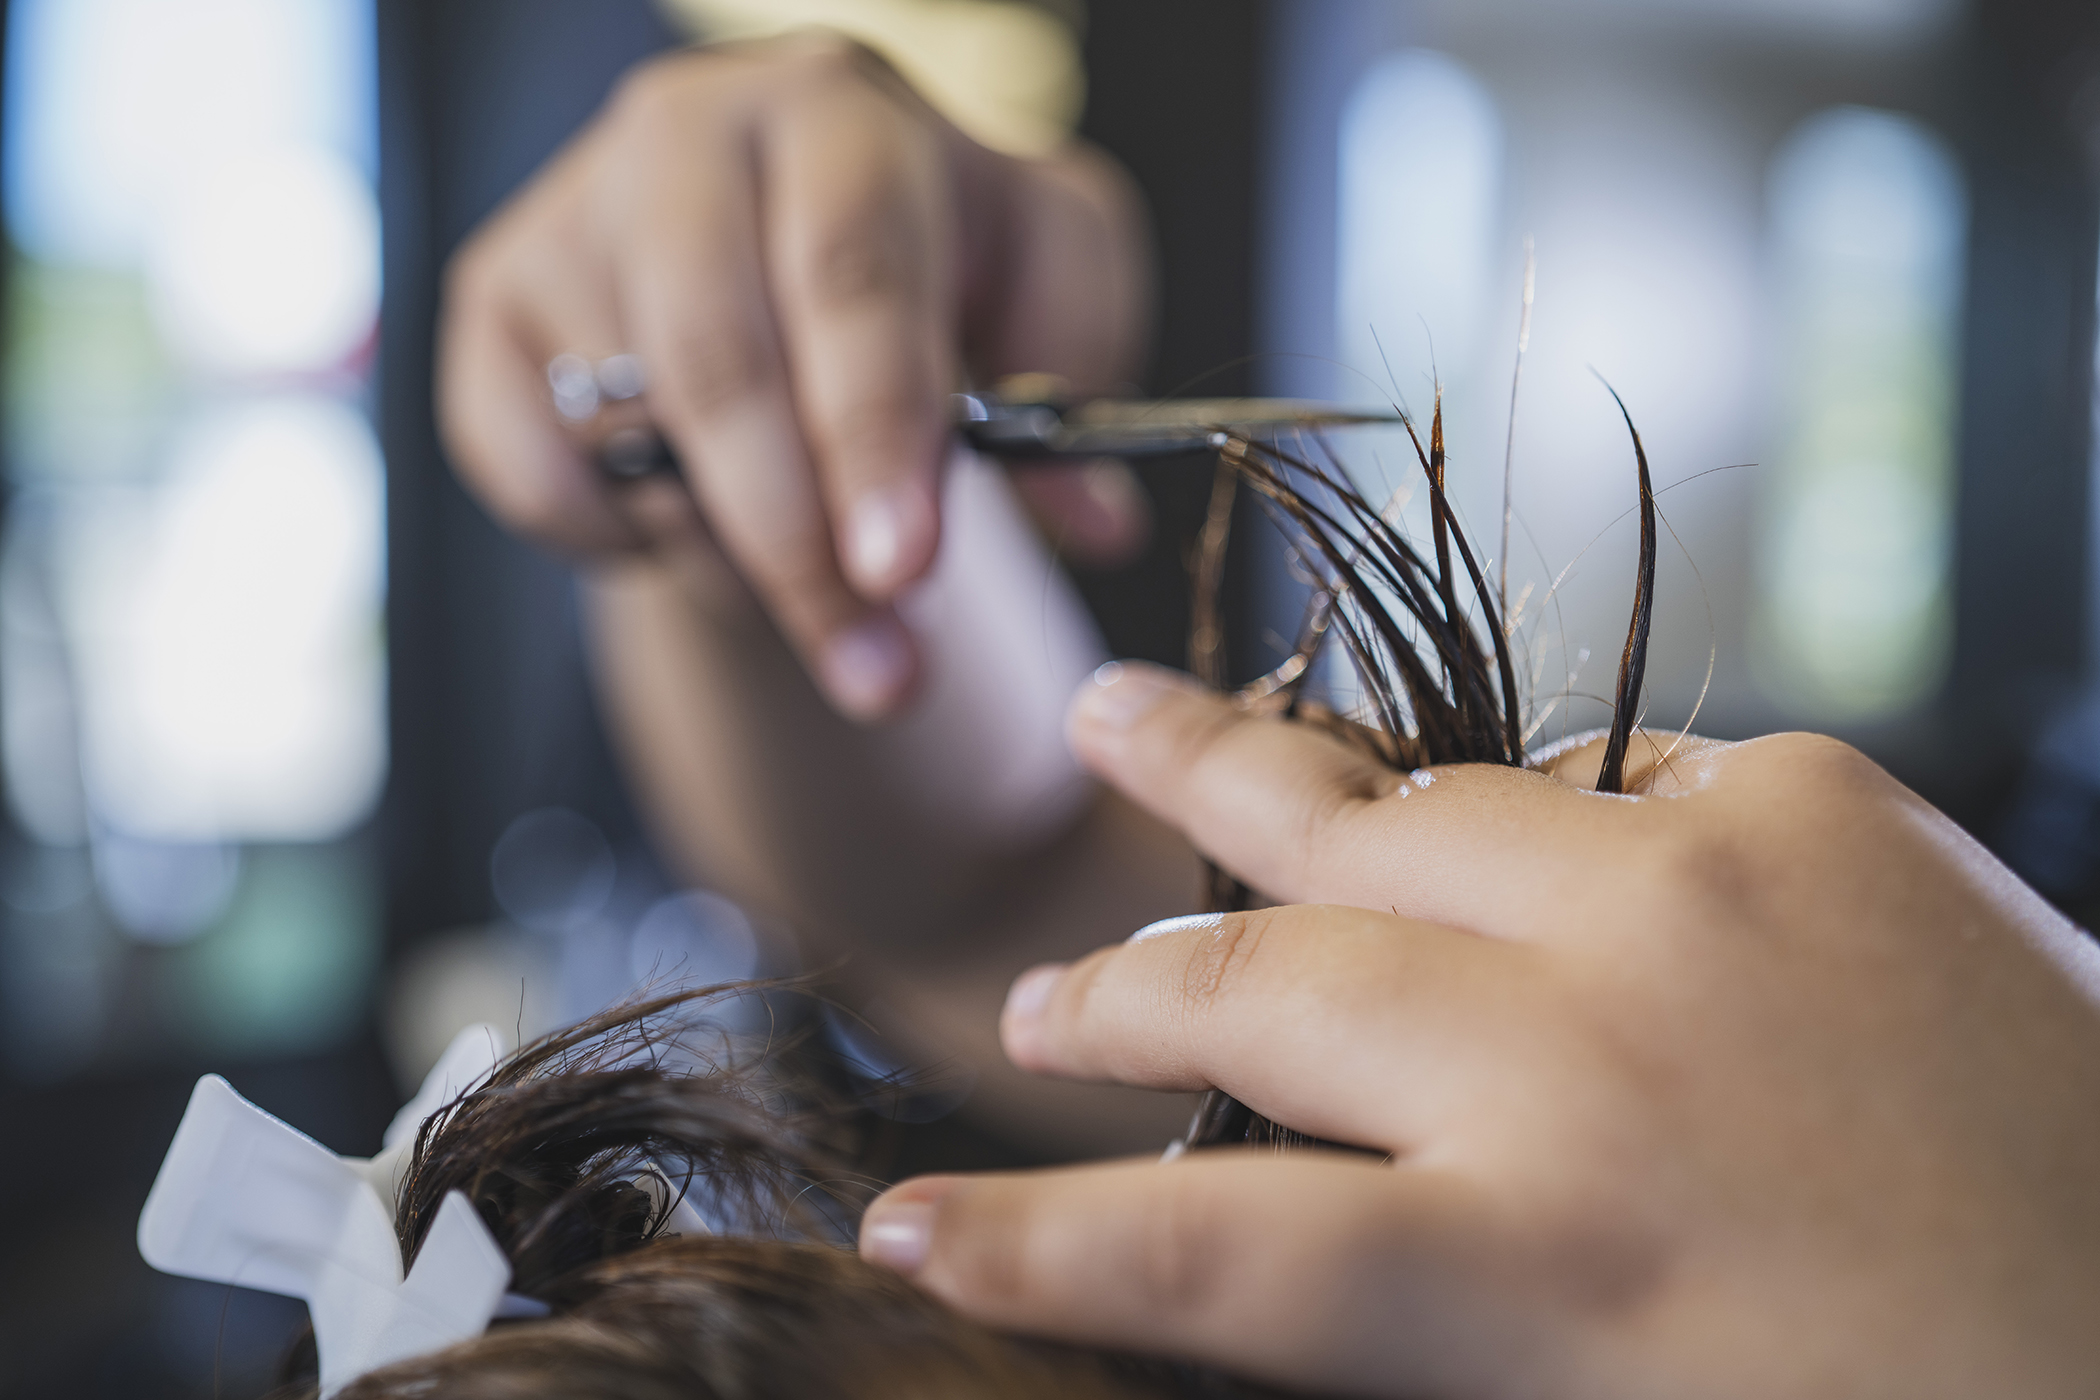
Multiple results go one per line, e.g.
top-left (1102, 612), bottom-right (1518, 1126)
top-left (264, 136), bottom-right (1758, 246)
top-left (253, 987), bottom-right (1268, 1400)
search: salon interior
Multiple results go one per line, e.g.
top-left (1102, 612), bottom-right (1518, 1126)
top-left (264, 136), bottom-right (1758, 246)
top-left (1, 0), bottom-right (2097, 1394)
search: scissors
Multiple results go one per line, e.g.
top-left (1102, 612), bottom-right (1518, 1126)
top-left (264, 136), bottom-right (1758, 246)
top-left (590, 389), bottom-right (1404, 480)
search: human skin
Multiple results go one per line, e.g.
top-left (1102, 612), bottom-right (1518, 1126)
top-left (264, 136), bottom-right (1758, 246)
top-left (438, 36), bottom-right (1197, 1155)
top-left (438, 32), bottom-right (1153, 720)
top-left (860, 661), bottom-right (2100, 1399)
top-left (439, 41), bottom-right (2100, 1387)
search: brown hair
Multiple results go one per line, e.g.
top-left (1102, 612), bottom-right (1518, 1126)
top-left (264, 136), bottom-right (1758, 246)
top-left (284, 395), bottom-right (1659, 1395)
top-left (1184, 393), bottom-right (1658, 1146)
top-left (269, 988), bottom-right (1289, 1400)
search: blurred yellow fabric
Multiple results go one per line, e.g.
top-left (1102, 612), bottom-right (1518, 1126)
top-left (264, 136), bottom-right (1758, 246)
top-left (659, 0), bottom-right (1085, 157)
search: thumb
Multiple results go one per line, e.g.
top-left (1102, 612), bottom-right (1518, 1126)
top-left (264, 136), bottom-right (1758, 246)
top-left (1062, 661), bottom-right (1608, 927)
top-left (859, 1154), bottom-right (1509, 1397)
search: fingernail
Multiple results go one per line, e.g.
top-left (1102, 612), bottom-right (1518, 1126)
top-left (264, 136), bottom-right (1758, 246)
top-left (1073, 660), bottom-right (1182, 731)
top-left (823, 614), bottom-right (913, 719)
top-left (861, 1199), bottom-right (938, 1274)
top-left (847, 484), bottom-right (928, 592)
top-left (1004, 963), bottom-right (1065, 1024)
top-left (1129, 912), bottom-right (1224, 944)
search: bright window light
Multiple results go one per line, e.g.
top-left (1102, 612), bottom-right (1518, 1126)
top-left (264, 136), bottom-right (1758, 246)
top-left (5, 0), bottom-right (373, 267)
top-left (3, 0), bottom-right (382, 854)
top-left (147, 145), bottom-right (380, 377)
top-left (1755, 106), bottom-right (1966, 719)
top-left (65, 396), bottom-right (386, 841)
top-left (2, 0), bottom-right (381, 1070)
top-left (630, 890), bottom-right (761, 989)
top-left (1336, 49), bottom-right (1503, 405)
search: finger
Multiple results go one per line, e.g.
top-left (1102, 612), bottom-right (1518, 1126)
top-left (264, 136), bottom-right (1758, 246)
top-left (862, 1155), bottom-right (1516, 1398)
top-left (766, 82), bottom-right (953, 599)
top-left (1531, 726), bottom-right (1721, 797)
top-left (1000, 904), bottom-right (1530, 1149)
top-left (481, 207), bottom-right (713, 557)
top-left (437, 246), bottom-right (640, 555)
top-left (971, 144), bottom-right (1152, 402)
top-left (608, 101), bottom-right (918, 720)
top-left (1008, 458), bottom-right (1151, 567)
top-left (1065, 661), bottom-right (1617, 925)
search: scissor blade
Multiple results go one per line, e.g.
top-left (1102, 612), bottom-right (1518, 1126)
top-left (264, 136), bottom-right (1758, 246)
top-left (595, 396), bottom-right (1405, 480)
top-left (956, 394), bottom-right (1404, 460)
top-left (1063, 397), bottom-right (1400, 431)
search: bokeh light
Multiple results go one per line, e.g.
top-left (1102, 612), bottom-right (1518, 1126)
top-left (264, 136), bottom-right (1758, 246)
top-left (68, 397), bottom-right (386, 842)
top-left (629, 890), bottom-right (761, 989)
top-left (490, 808), bottom-right (619, 936)
top-left (5, 0), bottom-right (373, 268)
top-left (1336, 49), bottom-right (1504, 404)
top-left (2, 0), bottom-right (382, 1067)
top-left (146, 145), bottom-right (380, 377)
top-left (1756, 107), bottom-right (1965, 718)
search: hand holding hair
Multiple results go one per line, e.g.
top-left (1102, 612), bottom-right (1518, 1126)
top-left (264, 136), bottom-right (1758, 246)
top-left (860, 662), bottom-right (2100, 1399)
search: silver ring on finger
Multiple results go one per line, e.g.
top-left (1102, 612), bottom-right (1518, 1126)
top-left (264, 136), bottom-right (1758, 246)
top-left (546, 351), bottom-right (648, 424)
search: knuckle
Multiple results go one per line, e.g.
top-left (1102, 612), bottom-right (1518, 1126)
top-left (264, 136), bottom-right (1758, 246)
top-left (1515, 1189), bottom-right (1670, 1319)
top-left (802, 224), bottom-right (914, 308)
top-left (1634, 822), bottom-right (1760, 924)
top-left (1174, 909), bottom-right (1276, 1019)
top-left (1761, 731), bottom-right (1881, 792)
top-left (1165, 703), bottom-right (1247, 778)
top-left (775, 31), bottom-right (883, 88)
top-left (1724, 732), bottom-right (1891, 857)
top-left (655, 328), bottom-right (780, 425)
top-left (609, 51), bottom-right (710, 126)
top-left (806, 390), bottom-right (928, 467)
top-left (1130, 1181), bottom-right (1227, 1320)
top-left (1627, 734), bottom-right (1893, 919)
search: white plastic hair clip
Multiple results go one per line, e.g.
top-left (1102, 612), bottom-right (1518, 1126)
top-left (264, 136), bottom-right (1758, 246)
top-left (138, 1026), bottom-right (517, 1397)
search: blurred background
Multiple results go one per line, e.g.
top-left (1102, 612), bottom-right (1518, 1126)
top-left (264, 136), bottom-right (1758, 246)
top-left (1, 0), bottom-right (2096, 1394)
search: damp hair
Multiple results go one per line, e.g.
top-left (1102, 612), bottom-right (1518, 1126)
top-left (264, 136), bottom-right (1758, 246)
top-left (268, 387), bottom-right (1666, 1393)
top-left (1181, 383), bottom-right (1659, 1148)
top-left (270, 987), bottom-right (1291, 1400)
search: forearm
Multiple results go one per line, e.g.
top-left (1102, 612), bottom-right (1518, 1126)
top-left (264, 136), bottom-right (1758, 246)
top-left (585, 448), bottom-right (1098, 906)
top-left (583, 543), bottom-right (973, 944)
top-left (584, 543), bottom-right (1204, 1153)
